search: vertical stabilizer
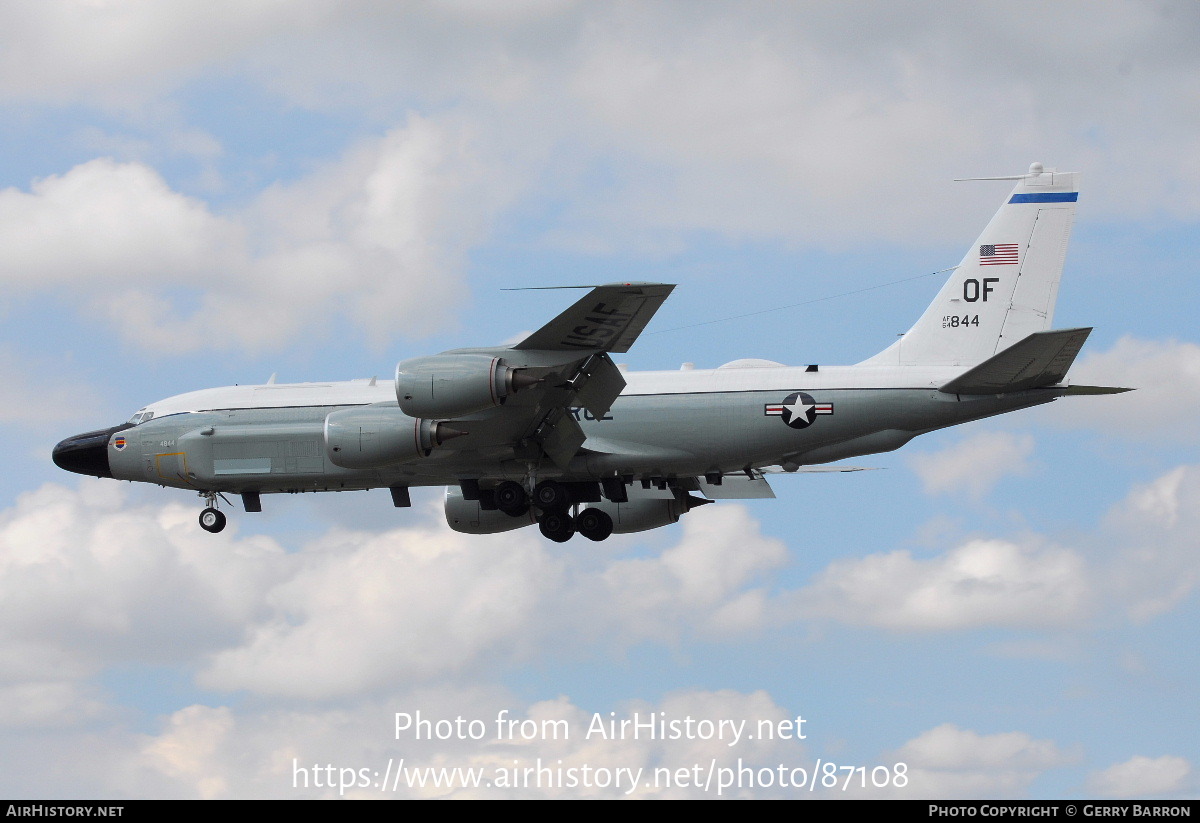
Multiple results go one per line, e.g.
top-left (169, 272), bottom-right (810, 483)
top-left (862, 164), bottom-right (1078, 367)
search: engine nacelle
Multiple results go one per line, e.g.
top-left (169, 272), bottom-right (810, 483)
top-left (395, 354), bottom-right (537, 419)
top-left (324, 406), bottom-right (460, 469)
top-left (588, 496), bottom-right (685, 534)
top-left (444, 486), bottom-right (537, 534)
top-left (584, 484), bottom-right (705, 534)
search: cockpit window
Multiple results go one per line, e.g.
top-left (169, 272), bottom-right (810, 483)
top-left (127, 410), bottom-right (154, 426)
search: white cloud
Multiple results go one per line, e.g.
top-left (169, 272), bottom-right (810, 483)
top-left (0, 1), bottom-right (313, 105)
top-left (1103, 466), bottom-right (1200, 622)
top-left (140, 705), bottom-right (237, 800)
top-left (3, 3), bottom-right (1200, 255)
top-left (13, 459), bottom-right (1184, 715)
top-left (0, 346), bottom-right (104, 428)
top-left (200, 504), bottom-right (788, 698)
top-left (0, 116), bottom-right (510, 352)
top-left (1068, 337), bottom-right (1200, 445)
top-left (0, 479), bottom-right (781, 705)
top-left (0, 158), bottom-right (241, 287)
top-left (596, 505), bottom-right (788, 641)
top-left (909, 431), bottom-right (1035, 499)
top-left (882, 724), bottom-right (1074, 799)
top-left (1086, 754), bottom-right (1192, 798)
top-left (129, 688), bottom-right (807, 798)
top-left (0, 682), bottom-right (108, 729)
top-left (796, 538), bottom-right (1089, 631)
top-left (0, 480), bottom-right (286, 690)
top-left (796, 461), bottom-right (1200, 632)
top-left (555, 3), bottom-right (1200, 245)
top-left (198, 524), bottom-right (564, 697)
top-left (2, 466), bottom-right (1196, 796)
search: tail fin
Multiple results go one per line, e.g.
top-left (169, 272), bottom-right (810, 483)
top-left (862, 164), bottom-right (1079, 367)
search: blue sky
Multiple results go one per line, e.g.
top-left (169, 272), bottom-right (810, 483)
top-left (1, 1), bottom-right (1198, 798)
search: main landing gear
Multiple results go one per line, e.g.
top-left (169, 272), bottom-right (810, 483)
top-left (509, 479), bottom-right (614, 543)
top-left (538, 506), bottom-right (613, 543)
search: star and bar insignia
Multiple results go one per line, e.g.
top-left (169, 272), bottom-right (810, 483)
top-left (764, 392), bottom-right (833, 429)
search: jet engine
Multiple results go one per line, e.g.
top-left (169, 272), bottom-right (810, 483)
top-left (395, 354), bottom-right (539, 419)
top-left (324, 406), bottom-right (463, 469)
top-left (443, 482), bottom-right (706, 537)
top-left (444, 486), bottom-right (537, 534)
top-left (585, 487), bottom-right (704, 535)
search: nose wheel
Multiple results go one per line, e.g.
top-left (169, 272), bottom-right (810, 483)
top-left (198, 491), bottom-right (229, 533)
top-left (199, 507), bottom-right (227, 533)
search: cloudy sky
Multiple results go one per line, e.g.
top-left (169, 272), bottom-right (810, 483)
top-left (2, 0), bottom-right (1198, 799)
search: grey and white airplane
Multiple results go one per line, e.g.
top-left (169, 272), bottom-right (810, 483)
top-left (53, 163), bottom-right (1126, 542)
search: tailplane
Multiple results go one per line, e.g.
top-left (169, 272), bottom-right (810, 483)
top-left (938, 327), bottom-right (1091, 394)
top-left (863, 163), bottom-right (1079, 367)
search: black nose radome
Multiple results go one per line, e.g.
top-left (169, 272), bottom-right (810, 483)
top-left (52, 424), bottom-right (132, 478)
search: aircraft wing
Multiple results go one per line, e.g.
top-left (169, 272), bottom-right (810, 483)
top-left (698, 472), bottom-right (776, 499)
top-left (438, 283), bottom-right (676, 468)
top-left (514, 282), bottom-right (675, 353)
top-left (695, 465), bottom-right (878, 499)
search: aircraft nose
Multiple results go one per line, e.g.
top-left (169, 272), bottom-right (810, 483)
top-left (52, 425), bottom-right (129, 478)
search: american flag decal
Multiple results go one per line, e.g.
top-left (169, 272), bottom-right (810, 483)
top-left (980, 243), bottom-right (1019, 265)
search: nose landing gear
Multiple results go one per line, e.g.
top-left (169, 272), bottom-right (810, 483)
top-left (198, 491), bottom-right (228, 533)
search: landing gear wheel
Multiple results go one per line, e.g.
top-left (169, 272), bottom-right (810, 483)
top-left (199, 507), bottom-right (227, 533)
top-left (495, 480), bottom-right (529, 515)
top-left (504, 502), bottom-right (530, 518)
top-left (538, 510), bottom-right (575, 543)
top-left (575, 508), bottom-right (614, 542)
top-left (533, 480), bottom-right (570, 512)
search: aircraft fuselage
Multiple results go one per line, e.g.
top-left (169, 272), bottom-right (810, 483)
top-left (99, 364), bottom-right (1058, 495)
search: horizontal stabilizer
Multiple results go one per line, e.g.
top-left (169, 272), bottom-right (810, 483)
top-left (940, 327), bottom-right (1092, 395)
top-left (1062, 384), bottom-right (1134, 395)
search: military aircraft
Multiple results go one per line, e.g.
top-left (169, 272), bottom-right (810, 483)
top-left (53, 163), bottom-right (1126, 542)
